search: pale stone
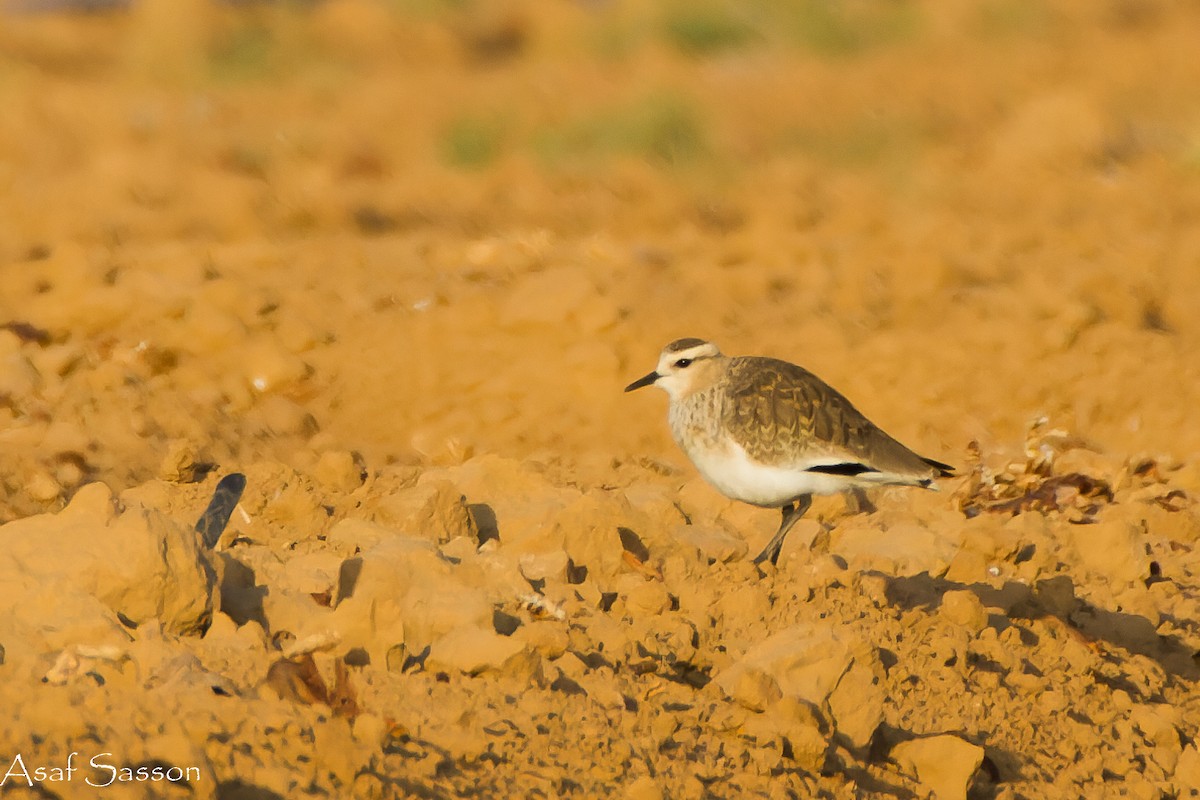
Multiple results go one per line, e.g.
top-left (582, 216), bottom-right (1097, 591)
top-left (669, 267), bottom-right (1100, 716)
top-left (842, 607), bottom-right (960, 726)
top-left (725, 668), bottom-right (784, 713)
top-left (1174, 745), bottom-right (1200, 792)
top-left (625, 579), bottom-right (672, 617)
top-left (940, 590), bottom-right (990, 633)
top-left (892, 735), bottom-right (985, 800)
top-left (1070, 517), bottom-right (1148, 586)
top-left (832, 519), bottom-right (961, 576)
top-left (827, 657), bottom-right (885, 750)
top-left (0, 482), bottom-right (215, 636)
top-left (518, 550), bottom-right (570, 582)
top-left (764, 696), bottom-right (829, 773)
top-left (427, 627), bottom-right (527, 675)
top-left (330, 536), bottom-right (491, 664)
top-left (370, 479), bottom-right (476, 545)
top-left (716, 624), bottom-right (872, 713)
top-left (625, 775), bottom-right (664, 800)
top-left (326, 518), bottom-right (403, 554)
top-left (512, 620), bottom-right (569, 660)
top-left (314, 450), bottom-right (364, 493)
top-left (674, 524), bottom-right (748, 563)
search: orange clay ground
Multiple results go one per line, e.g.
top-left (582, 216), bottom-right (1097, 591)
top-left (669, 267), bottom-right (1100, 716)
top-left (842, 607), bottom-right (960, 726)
top-left (2, 1), bottom-right (1200, 798)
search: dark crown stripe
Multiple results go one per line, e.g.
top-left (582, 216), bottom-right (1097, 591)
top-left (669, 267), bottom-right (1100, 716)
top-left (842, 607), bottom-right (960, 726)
top-left (665, 337), bottom-right (710, 353)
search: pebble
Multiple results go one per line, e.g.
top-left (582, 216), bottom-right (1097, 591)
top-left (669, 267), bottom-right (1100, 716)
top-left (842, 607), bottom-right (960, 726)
top-left (891, 734), bottom-right (985, 800)
top-left (940, 590), bottom-right (990, 633)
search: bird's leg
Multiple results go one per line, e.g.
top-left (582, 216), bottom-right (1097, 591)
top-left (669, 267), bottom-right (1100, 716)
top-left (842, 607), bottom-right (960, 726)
top-left (753, 494), bottom-right (814, 565)
top-left (845, 487), bottom-right (876, 516)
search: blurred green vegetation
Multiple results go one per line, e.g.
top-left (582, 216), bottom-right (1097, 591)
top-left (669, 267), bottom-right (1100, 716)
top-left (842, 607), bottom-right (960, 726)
top-left (207, 22), bottom-right (278, 81)
top-left (533, 93), bottom-right (708, 169)
top-left (39, 0), bottom-right (1069, 176)
top-left (654, 0), bottom-right (920, 58)
top-left (386, 0), bottom-right (471, 14)
top-left (440, 115), bottom-right (508, 169)
top-left (783, 0), bottom-right (920, 57)
top-left (659, 2), bottom-right (760, 57)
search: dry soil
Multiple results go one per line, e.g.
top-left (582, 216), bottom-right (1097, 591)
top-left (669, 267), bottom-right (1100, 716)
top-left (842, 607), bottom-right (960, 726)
top-left (2, 2), bottom-right (1200, 799)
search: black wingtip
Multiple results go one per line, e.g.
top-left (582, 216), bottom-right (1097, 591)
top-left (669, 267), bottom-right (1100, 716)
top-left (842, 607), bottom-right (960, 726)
top-left (805, 462), bottom-right (874, 477)
top-left (923, 457), bottom-right (956, 478)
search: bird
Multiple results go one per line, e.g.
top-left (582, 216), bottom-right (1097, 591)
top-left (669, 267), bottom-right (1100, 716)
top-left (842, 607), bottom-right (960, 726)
top-left (624, 338), bottom-right (954, 565)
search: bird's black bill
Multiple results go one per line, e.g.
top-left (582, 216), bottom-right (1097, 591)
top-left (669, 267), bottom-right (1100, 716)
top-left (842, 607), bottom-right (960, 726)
top-left (624, 371), bottom-right (660, 392)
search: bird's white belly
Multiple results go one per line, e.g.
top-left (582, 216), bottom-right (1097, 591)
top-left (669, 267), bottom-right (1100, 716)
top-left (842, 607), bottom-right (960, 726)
top-left (685, 438), bottom-right (850, 507)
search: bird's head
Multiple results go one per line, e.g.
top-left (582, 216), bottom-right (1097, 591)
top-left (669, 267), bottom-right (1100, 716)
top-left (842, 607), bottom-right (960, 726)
top-left (624, 338), bottom-right (724, 400)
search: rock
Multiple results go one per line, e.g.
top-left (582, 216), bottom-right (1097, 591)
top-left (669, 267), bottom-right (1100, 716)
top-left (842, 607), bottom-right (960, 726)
top-left (712, 571), bottom-right (772, 628)
top-left (512, 620), bottom-right (569, 660)
top-left (518, 550), bottom-right (570, 582)
top-left (764, 696), bottom-right (829, 773)
top-left (630, 614), bottom-right (699, 666)
top-left (1175, 744), bottom-right (1200, 792)
top-left (427, 456), bottom-right (579, 549)
top-left (724, 668), bottom-right (784, 713)
top-left (939, 590), bottom-right (990, 633)
top-left (1070, 517), bottom-right (1147, 586)
top-left (556, 489), bottom-right (638, 579)
top-left (314, 450), bottom-right (365, 493)
top-left (1129, 703), bottom-right (1183, 772)
top-left (573, 672), bottom-right (628, 710)
top-left (0, 482), bottom-right (215, 637)
top-left (240, 463), bottom-right (328, 543)
top-left (352, 713), bottom-right (388, 748)
top-left (624, 774), bottom-right (664, 800)
top-left (440, 535), bottom-right (480, 563)
top-left (891, 734), bottom-right (985, 800)
top-left (464, 550), bottom-right (533, 600)
top-left (282, 551), bottom-right (343, 595)
top-left (1053, 448), bottom-right (1119, 483)
top-left (674, 524), bottom-right (748, 563)
top-left (158, 439), bottom-right (207, 482)
top-left (427, 626), bottom-right (528, 675)
top-left (776, 519), bottom-right (827, 563)
top-left (943, 547), bottom-right (992, 584)
top-left (24, 469), bottom-right (61, 503)
top-left (675, 478), bottom-right (735, 525)
top-left (859, 573), bottom-right (890, 607)
top-left (369, 480), bottom-right (476, 545)
top-left (624, 578), bottom-right (672, 617)
top-left (832, 519), bottom-right (961, 576)
top-left (330, 536), bottom-right (491, 663)
top-left (826, 656), bottom-right (885, 750)
top-left (326, 518), bottom-right (404, 554)
top-left (312, 720), bottom-right (366, 786)
top-left (1141, 503), bottom-right (1200, 544)
top-left (715, 624), bottom-right (867, 711)
top-left (621, 485), bottom-right (688, 546)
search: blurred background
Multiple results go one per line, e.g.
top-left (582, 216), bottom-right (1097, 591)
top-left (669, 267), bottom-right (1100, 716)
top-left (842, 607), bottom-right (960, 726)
top-left (1, 0), bottom-right (1199, 519)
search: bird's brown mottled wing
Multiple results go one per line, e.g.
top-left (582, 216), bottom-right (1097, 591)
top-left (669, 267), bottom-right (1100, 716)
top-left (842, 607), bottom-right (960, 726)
top-left (720, 356), bottom-right (943, 477)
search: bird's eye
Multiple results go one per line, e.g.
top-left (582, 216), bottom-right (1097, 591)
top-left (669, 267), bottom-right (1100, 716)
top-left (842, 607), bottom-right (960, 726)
top-left (673, 358), bottom-right (693, 368)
